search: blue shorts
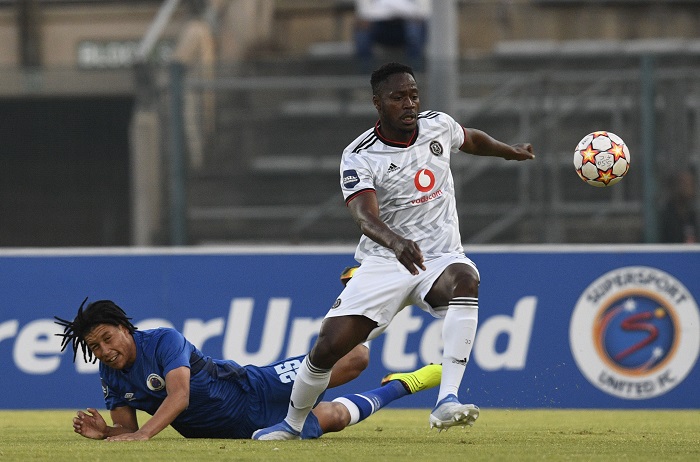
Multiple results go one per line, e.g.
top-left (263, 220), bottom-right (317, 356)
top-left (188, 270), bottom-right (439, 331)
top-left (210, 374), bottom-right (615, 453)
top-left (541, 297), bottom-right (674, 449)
top-left (244, 355), bottom-right (325, 439)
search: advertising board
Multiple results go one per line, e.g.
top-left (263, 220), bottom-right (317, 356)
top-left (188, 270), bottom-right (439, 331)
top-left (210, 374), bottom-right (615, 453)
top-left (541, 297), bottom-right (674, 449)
top-left (1, 246), bottom-right (698, 409)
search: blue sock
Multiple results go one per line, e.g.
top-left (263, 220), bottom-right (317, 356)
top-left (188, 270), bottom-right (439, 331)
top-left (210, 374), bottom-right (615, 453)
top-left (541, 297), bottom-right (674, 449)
top-left (333, 381), bottom-right (407, 425)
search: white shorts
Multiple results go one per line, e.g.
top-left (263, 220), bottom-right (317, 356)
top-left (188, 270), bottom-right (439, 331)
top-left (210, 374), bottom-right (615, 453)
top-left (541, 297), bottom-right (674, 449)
top-left (325, 253), bottom-right (479, 341)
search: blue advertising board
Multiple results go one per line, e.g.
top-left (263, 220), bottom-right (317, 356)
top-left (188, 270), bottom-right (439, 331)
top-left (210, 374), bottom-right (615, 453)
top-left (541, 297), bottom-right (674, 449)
top-left (1, 245), bottom-right (698, 410)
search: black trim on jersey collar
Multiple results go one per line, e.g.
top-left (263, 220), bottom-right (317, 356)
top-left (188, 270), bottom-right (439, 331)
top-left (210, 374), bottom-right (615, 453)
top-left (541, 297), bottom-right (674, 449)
top-left (374, 120), bottom-right (418, 148)
top-left (352, 131), bottom-right (379, 154)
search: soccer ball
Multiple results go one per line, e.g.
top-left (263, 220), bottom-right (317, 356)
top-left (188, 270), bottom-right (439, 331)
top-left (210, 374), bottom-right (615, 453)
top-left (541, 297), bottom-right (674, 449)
top-left (573, 131), bottom-right (630, 187)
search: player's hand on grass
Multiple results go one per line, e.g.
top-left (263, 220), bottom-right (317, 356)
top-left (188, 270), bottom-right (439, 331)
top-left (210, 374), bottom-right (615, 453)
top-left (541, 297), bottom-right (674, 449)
top-left (105, 431), bottom-right (150, 441)
top-left (73, 408), bottom-right (108, 440)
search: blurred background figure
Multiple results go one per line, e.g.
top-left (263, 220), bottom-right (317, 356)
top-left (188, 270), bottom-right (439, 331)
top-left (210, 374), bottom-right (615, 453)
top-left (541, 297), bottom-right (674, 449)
top-left (354, 0), bottom-right (432, 70)
top-left (659, 168), bottom-right (698, 243)
top-left (172, 0), bottom-right (216, 171)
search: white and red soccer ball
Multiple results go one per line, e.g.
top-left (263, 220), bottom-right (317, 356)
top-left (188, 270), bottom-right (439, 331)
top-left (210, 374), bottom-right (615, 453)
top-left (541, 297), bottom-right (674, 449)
top-left (573, 131), bottom-right (630, 187)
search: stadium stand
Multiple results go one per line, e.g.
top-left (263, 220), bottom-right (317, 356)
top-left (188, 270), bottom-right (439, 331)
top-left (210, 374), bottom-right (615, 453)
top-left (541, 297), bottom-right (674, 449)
top-left (1, 1), bottom-right (700, 246)
top-left (180, 47), bottom-right (700, 245)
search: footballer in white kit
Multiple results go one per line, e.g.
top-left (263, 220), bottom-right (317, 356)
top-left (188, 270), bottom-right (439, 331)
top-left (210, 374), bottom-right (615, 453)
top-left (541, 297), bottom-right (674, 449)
top-left (253, 62), bottom-right (534, 441)
top-left (336, 111), bottom-right (480, 329)
top-left (341, 110), bottom-right (465, 262)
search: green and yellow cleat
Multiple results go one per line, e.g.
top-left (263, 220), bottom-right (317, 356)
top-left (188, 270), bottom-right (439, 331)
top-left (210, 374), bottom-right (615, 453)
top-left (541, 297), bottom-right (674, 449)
top-left (381, 363), bottom-right (442, 394)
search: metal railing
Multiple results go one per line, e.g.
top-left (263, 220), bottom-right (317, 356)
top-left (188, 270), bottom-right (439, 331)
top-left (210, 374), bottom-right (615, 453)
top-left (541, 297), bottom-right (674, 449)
top-left (148, 51), bottom-right (700, 245)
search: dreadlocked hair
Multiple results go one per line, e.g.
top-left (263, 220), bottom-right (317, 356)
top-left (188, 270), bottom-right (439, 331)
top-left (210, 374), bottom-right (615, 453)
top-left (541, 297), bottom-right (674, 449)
top-left (54, 297), bottom-right (137, 364)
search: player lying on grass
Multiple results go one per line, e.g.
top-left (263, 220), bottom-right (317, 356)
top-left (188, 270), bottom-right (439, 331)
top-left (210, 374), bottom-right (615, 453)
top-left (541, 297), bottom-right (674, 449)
top-left (55, 298), bottom-right (441, 441)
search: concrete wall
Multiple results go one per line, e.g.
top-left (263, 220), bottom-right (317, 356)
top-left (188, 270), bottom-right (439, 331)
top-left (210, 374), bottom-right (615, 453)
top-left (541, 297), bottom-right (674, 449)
top-left (272, 0), bottom-right (700, 56)
top-left (0, 3), bottom-right (186, 68)
top-left (2, 1), bottom-right (698, 68)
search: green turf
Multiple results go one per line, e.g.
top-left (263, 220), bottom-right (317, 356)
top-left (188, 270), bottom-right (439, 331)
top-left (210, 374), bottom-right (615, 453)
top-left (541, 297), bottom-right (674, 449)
top-left (1, 409), bottom-right (698, 461)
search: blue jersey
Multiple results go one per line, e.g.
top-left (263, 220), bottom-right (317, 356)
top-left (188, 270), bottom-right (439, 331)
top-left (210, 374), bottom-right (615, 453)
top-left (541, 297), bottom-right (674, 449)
top-left (99, 328), bottom-right (323, 439)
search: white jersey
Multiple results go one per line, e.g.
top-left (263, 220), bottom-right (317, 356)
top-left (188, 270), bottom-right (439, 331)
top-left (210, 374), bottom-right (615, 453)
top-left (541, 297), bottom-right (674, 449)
top-left (340, 111), bottom-right (466, 263)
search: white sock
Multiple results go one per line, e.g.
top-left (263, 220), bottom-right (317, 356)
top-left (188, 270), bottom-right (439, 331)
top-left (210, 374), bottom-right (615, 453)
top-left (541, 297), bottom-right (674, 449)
top-left (332, 397), bottom-right (361, 426)
top-left (438, 297), bottom-right (478, 402)
top-left (285, 356), bottom-right (332, 432)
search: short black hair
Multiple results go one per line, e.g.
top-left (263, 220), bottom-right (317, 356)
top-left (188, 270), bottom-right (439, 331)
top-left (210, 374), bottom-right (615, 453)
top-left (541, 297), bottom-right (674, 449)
top-left (54, 298), bottom-right (137, 364)
top-left (371, 62), bottom-right (415, 96)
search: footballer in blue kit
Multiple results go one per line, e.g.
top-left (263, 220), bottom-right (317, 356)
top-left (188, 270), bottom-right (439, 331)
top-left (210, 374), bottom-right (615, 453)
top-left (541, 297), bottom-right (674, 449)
top-left (100, 328), bottom-right (322, 439)
top-left (55, 298), bottom-right (442, 441)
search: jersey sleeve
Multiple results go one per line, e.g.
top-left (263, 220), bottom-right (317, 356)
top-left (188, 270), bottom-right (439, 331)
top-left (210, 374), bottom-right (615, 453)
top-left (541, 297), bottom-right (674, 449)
top-left (154, 328), bottom-right (192, 377)
top-left (101, 369), bottom-right (126, 410)
top-left (441, 112), bottom-right (466, 151)
top-left (340, 153), bottom-right (375, 205)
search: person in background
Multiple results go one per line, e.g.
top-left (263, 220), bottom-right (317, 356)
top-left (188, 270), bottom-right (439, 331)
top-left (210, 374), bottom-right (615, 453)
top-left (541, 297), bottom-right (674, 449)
top-left (660, 168), bottom-right (698, 243)
top-left (354, 0), bottom-right (432, 70)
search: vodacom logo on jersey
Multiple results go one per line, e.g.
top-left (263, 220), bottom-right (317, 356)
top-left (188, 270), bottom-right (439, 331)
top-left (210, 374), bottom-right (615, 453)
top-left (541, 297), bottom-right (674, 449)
top-left (411, 169), bottom-right (442, 205)
top-left (414, 169), bottom-right (435, 192)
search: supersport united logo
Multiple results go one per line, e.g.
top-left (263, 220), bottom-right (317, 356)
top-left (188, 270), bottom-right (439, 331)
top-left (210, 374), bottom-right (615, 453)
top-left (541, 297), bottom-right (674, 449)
top-left (570, 266), bottom-right (699, 400)
top-left (594, 295), bottom-right (674, 373)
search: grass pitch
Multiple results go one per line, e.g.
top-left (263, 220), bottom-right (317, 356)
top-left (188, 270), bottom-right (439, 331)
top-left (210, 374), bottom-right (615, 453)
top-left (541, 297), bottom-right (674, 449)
top-left (1, 409), bottom-right (698, 461)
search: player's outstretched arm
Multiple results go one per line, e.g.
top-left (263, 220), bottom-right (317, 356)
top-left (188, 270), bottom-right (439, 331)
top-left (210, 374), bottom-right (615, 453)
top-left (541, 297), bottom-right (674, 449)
top-left (73, 407), bottom-right (137, 440)
top-left (105, 366), bottom-right (191, 441)
top-left (460, 128), bottom-right (535, 161)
